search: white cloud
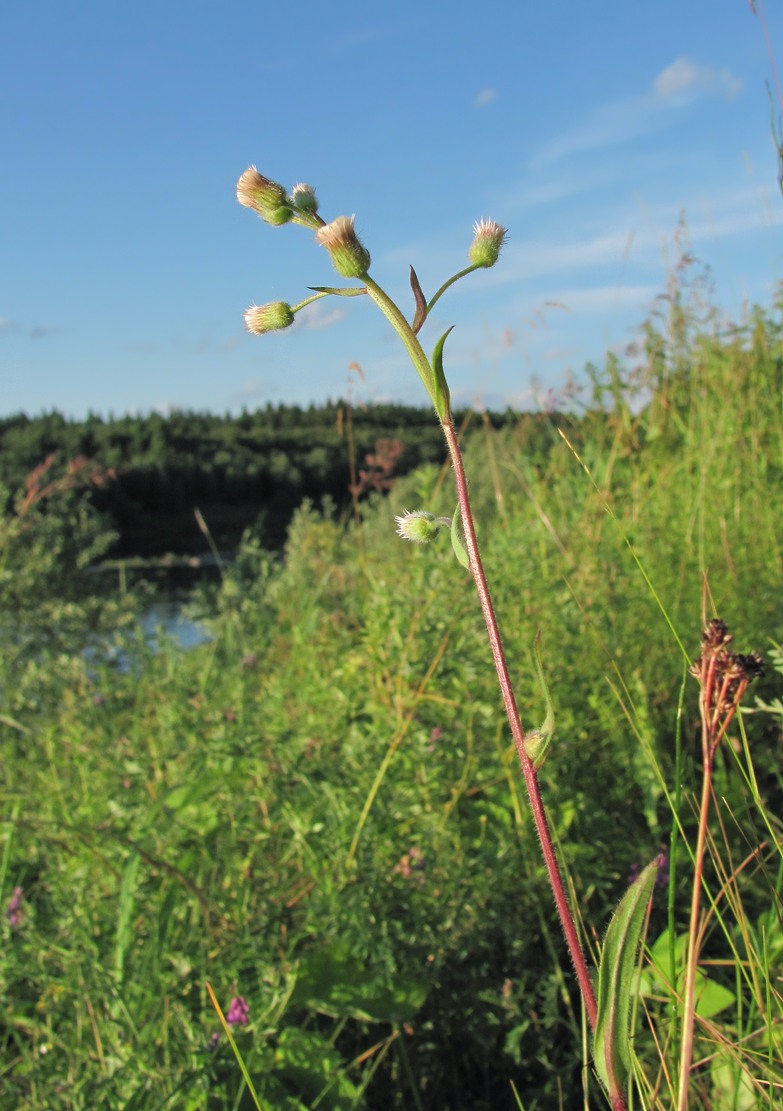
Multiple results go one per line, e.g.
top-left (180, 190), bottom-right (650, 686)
top-left (291, 300), bottom-right (347, 333)
top-left (475, 88), bottom-right (497, 108)
top-left (653, 56), bottom-right (742, 102)
top-left (531, 58), bottom-right (743, 170)
top-left (530, 96), bottom-right (660, 166)
top-left (535, 283), bottom-right (661, 315)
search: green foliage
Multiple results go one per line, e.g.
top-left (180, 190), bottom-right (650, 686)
top-left (2, 282), bottom-right (783, 1107)
top-left (0, 456), bottom-right (139, 706)
top-left (594, 858), bottom-right (658, 1098)
top-left (0, 403), bottom-right (500, 557)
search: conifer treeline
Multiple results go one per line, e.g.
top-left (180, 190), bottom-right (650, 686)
top-left (0, 403), bottom-right (547, 556)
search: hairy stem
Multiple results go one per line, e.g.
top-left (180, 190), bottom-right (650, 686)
top-left (442, 418), bottom-right (599, 1033)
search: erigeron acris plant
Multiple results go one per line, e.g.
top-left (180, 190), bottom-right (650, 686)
top-left (236, 164), bottom-right (665, 1110)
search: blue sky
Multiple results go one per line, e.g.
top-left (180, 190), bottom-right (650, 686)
top-left (2, 0), bottom-right (782, 418)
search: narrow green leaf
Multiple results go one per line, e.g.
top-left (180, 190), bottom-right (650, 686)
top-left (594, 857), bottom-right (659, 1099)
top-left (206, 982), bottom-right (264, 1111)
top-left (410, 265), bottom-right (428, 334)
top-left (307, 285), bottom-right (367, 296)
top-left (431, 325), bottom-right (454, 421)
top-left (450, 503), bottom-right (470, 570)
top-left (114, 851), bottom-right (142, 986)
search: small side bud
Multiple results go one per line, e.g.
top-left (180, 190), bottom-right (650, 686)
top-left (316, 215), bottom-right (371, 278)
top-left (468, 218), bottom-right (508, 268)
top-left (523, 729), bottom-right (548, 769)
top-left (394, 509), bottom-right (451, 545)
top-left (243, 301), bottom-right (295, 335)
top-left (291, 183), bottom-right (319, 213)
top-left (237, 166), bottom-right (292, 225)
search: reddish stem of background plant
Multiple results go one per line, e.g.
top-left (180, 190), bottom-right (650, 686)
top-left (676, 658), bottom-right (747, 1111)
top-left (442, 419), bottom-right (600, 1033)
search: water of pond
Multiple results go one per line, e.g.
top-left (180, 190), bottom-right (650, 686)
top-left (138, 599), bottom-right (212, 651)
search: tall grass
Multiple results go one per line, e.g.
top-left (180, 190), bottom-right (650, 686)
top-left (1, 275), bottom-right (782, 1107)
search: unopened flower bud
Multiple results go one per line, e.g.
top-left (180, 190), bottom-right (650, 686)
top-left (316, 215), bottom-right (371, 278)
top-left (394, 509), bottom-right (450, 544)
top-left (291, 183), bottom-right (318, 213)
top-left (236, 167), bottom-right (292, 225)
top-left (468, 218), bottom-right (508, 268)
top-left (243, 301), bottom-right (295, 335)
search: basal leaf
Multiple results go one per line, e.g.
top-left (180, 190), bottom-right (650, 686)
top-left (594, 857), bottom-right (659, 1099)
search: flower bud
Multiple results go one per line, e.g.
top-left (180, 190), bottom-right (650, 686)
top-left (394, 509), bottom-right (450, 544)
top-left (236, 166), bottom-right (292, 225)
top-left (243, 301), bottom-right (295, 335)
top-left (468, 218), bottom-right (508, 268)
top-left (316, 215), bottom-right (371, 278)
top-left (291, 183), bottom-right (319, 214)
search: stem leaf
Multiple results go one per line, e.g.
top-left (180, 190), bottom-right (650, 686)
top-left (594, 857), bottom-right (659, 1100)
top-left (307, 285), bottom-right (367, 296)
top-left (431, 326), bottom-right (454, 422)
top-left (450, 503), bottom-right (470, 570)
top-left (410, 266), bottom-right (428, 334)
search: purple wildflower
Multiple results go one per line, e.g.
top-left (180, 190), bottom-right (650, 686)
top-left (225, 996), bottom-right (250, 1027)
top-left (6, 886), bottom-right (23, 929)
top-left (427, 726), bottom-right (443, 753)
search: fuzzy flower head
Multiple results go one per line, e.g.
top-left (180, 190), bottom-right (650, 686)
top-left (394, 509), bottom-right (451, 544)
top-left (316, 215), bottom-right (371, 278)
top-left (236, 167), bottom-right (292, 226)
top-left (291, 182), bottom-right (318, 214)
top-left (243, 301), bottom-right (295, 335)
top-left (468, 218), bottom-right (508, 268)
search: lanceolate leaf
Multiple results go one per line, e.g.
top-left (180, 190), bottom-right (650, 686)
top-left (307, 285), bottom-right (367, 296)
top-left (431, 325), bottom-right (454, 422)
top-left (594, 857), bottom-right (659, 1100)
top-left (450, 504), bottom-right (470, 570)
top-left (410, 265), bottom-right (428, 334)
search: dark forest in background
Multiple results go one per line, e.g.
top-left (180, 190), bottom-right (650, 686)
top-left (0, 403), bottom-right (560, 557)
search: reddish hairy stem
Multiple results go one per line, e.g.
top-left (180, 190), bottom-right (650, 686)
top-left (677, 663), bottom-right (714, 1111)
top-left (442, 419), bottom-right (599, 1032)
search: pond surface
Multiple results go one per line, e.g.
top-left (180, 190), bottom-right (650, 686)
top-left (138, 600), bottom-right (212, 651)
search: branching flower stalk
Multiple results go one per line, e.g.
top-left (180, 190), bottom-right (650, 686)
top-left (676, 619), bottom-right (763, 1110)
top-left (236, 164), bottom-right (628, 1099)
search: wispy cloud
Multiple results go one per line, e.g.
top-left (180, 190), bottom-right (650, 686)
top-left (653, 57), bottom-right (742, 102)
top-left (531, 56), bottom-right (743, 169)
top-left (226, 378), bottom-right (275, 409)
top-left (533, 283), bottom-right (661, 315)
top-left (474, 183), bottom-right (779, 291)
top-left (474, 88), bottom-right (497, 108)
top-left (329, 26), bottom-right (389, 51)
top-left (291, 300), bottom-right (347, 333)
top-left (0, 317), bottom-right (56, 341)
top-left (182, 335), bottom-right (242, 355)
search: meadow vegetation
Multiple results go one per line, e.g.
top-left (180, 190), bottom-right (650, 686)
top-left (2, 272), bottom-right (783, 1108)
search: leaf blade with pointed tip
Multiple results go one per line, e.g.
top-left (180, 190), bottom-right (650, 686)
top-left (307, 285), bottom-right (367, 296)
top-left (450, 503), bottom-right (470, 570)
top-left (594, 857), bottom-right (659, 1100)
top-left (410, 265), bottom-right (428, 334)
top-left (431, 325), bottom-right (454, 422)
